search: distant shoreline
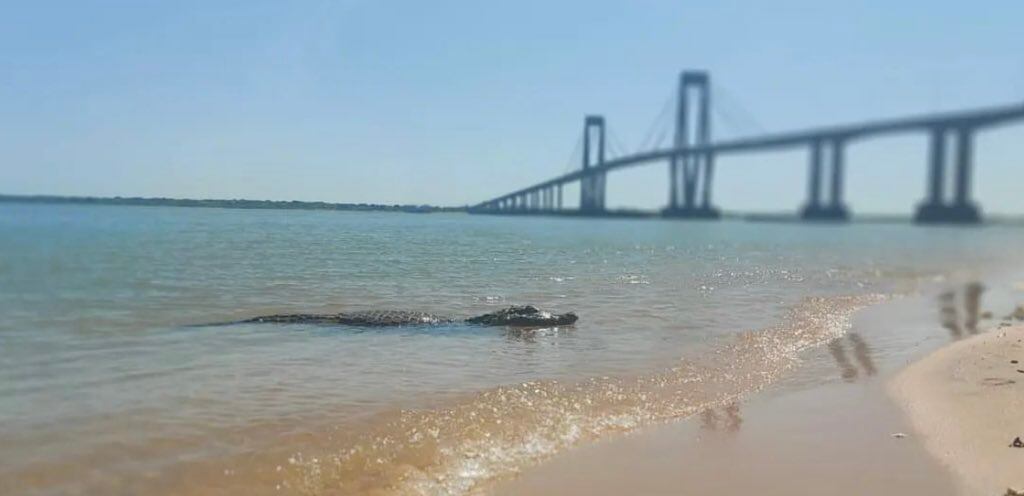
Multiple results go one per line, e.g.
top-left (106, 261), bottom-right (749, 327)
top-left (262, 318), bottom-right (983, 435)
top-left (0, 194), bottom-right (467, 214)
top-left (5, 194), bottom-right (1024, 225)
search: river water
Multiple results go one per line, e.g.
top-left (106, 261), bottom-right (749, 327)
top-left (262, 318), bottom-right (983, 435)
top-left (2, 203), bottom-right (1022, 495)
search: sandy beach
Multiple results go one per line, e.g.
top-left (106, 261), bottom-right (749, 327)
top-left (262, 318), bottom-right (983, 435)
top-left (890, 323), bottom-right (1024, 495)
top-left (494, 373), bottom-right (956, 496)
top-left (495, 290), bottom-right (1024, 496)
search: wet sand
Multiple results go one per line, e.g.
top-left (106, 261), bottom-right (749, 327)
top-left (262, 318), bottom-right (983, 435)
top-left (890, 324), bottom-right (1024, 495)
top-left (495, 361), bottom-right (955, 496)
top-left (493, 291), bottom-right (990, 496)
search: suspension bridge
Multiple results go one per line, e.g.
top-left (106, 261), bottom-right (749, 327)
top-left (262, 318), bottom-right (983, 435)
top-left (469, 70), bottom-right (1024, 224)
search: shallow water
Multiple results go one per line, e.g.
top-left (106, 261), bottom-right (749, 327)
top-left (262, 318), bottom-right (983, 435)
top-left (2, 203), bottom-right (1024, 494)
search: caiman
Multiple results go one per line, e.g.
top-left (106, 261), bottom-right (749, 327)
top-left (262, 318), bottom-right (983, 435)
top-left (233, 305), bottom-right (578, 328)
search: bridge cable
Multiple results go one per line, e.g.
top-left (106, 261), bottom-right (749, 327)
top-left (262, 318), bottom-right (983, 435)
top-left (711, 83), bottom-right (766, 139)
top-left (649, 116), bottom-right (673, 150)
top-left (634, 91), bottom-right (675, 151)
top-left (635, 88), bottom-right (676, 153)
top-left (606, 126), bottom-right (630, 160)
top-left (561, 130), bottom-right (585, 175)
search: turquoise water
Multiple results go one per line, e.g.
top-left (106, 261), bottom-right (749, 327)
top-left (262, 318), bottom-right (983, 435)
top-left (2, 203), bottom-right (1023, 495)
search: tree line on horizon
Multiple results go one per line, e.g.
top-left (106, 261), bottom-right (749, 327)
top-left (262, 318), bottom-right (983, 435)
top-left (0, 194), bottom-right (466, 213)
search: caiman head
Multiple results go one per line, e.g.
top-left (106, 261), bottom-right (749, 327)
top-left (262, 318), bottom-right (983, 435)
top-left (465, 305), bottom-right (578, 327)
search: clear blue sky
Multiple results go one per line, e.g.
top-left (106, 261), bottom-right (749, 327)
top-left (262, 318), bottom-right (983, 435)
top-left (2, 0), bottom-right (1022, 214)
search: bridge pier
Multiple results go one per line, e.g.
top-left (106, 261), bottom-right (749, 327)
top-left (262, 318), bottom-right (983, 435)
top-left (801, 138), bottom-right (850, 221)
top-left (914, 127), bottom-right (981, 224)
top-left (663, 71), bottom-right (720, 219)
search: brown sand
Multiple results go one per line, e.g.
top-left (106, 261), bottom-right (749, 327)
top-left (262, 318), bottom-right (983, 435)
top-left (495, 354), bottom-right (955, 495)
top-left (890, 324), bottom-right (1024, 495)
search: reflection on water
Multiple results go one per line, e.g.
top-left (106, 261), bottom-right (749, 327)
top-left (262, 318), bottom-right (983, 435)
top-left (847, 333), bottom-right (877, 376)
top-left (503, 326), bottom-right (571, 343)
top-left (940, 290), bottom-right (962, 339)
top-left (699, 402), bottom-right (743, 433)
top-left (939, 282), bottom-right (986, 340)
top-left (829, 339), bottom-right (859, 381)
top-left (825, 281), bottom-right (994, 385)
top-left (828, 333), bottom-right (877, 382)
top-left (964, 282), bottom-right (983, 334)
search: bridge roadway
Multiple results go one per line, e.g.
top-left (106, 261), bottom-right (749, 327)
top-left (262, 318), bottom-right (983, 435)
top-left (473, 99), bottom-right (1024, 221)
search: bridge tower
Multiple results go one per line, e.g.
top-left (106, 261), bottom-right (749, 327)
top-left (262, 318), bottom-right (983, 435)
top-left (580, 115), bottom-right (607, 213)
top-left (663, 71), bottom-right (719, 219)
top-left (914, 127), bottom-right (981, 223)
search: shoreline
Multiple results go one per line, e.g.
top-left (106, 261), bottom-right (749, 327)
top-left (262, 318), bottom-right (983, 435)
top-left (493, 286), bottom-right (1004, 496)
top-left (273, 295), bottom-right (886, 495)
top-left (889, 323), bottom-right (1024, 495)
